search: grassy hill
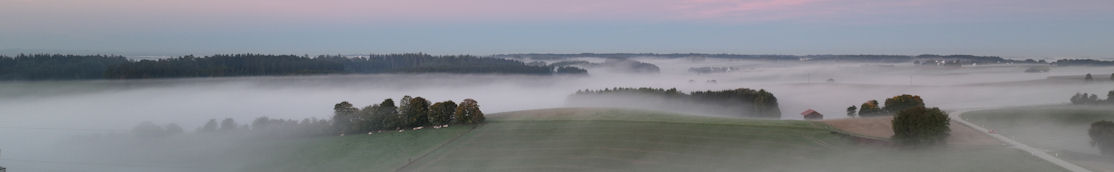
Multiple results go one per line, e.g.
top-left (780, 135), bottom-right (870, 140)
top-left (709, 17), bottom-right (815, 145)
top-left (237, 108), bottom-right (1065, 172)
top-left (396, 108), bottom-right (1061, 172)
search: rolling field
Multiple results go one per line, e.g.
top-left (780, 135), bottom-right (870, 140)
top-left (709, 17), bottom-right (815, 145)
top-left (964, 105), bottom-right (1114, 172)
top-left (49, 108), bottom-right (1069, 172)
top-left (240, 126), bottom-right (475, 172)
top-left (390, 108), bottom-right (1064, 172)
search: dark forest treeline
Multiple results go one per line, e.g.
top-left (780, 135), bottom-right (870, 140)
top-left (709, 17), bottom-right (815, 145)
top-left (0, 53), bottom-right (587, 80)
top-left (0, 54), bottom-right (130, 80)
top-left (499, 53), bottom-right (1114, 65)
top-left (570, 87), bottom-right (781, 118)
top-left (1054, 59), bottom-right (1114, 66)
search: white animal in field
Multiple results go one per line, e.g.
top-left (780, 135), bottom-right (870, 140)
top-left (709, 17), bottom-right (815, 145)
top-left (398, 130), bottom-right (404, 133)
top-left (414, 126), bottom-right (423, 130)
top-left (368, 132), bottom-right (374, 135)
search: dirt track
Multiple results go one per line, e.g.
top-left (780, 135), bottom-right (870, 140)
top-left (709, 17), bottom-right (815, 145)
top-left (822, 116), bottom-right (1001, 146)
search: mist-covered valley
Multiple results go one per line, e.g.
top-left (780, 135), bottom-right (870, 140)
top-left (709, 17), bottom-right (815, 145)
top-left (2, 55), bottom-right (1113, 171)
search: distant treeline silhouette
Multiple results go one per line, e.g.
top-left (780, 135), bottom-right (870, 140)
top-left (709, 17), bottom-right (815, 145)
top-left (0, 53), bottom-right (586, 80)
top-left (569, 87), bottom-right (781, 118)
top-left (499, 53), bottom-right (1114, 65)
top-left (1071, 90), bottom-right (1114, 105)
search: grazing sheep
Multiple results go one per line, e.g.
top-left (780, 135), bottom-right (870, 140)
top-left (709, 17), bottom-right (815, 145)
top-left (340, 133), bottom-right (345, 136)
top-left (414, 126), bottom-right (424, 130)
top-left (368, 132), bottom-right (374, 135)
top-left (398, 130), bottom-right (404, 133)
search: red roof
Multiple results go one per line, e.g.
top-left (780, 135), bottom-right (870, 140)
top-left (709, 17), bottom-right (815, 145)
top-left (801, 109), bottom-right (819, 116)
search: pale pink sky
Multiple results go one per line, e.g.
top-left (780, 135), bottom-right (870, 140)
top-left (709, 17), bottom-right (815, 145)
top-left (2, 0), bottom-right (1113, 57)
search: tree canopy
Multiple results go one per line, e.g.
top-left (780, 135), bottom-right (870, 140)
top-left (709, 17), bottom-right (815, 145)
top-left (1090, 120), bottom-right (1114, 155)
top-left (858, 100), bottom-right (882, 117)
top-left (571, 87), bottom-right (782, 118)
top-left (883, 94), bottom-right (925, 113)
top-left (892, 107), bottom-right (950, 146)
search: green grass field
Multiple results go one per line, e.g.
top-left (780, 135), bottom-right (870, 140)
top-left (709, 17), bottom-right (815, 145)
top-left (240, 108), bottom-right (1066, 172)
top-left (240, 126), bottom-right (475, 172)
top-left (392, 108), bottom-right (1062, 172)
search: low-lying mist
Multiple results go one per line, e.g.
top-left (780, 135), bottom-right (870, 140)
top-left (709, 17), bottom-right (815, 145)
top-left (2, 56), bottom-right (1114, 171)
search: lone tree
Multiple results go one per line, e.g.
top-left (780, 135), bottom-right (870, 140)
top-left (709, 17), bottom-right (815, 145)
top-left (1090, 120), bottom-right (1114, 155)
top-left (846, 105), bottom-right (857, 118)
top-left (858, 100), bottom-right (883, 117)
top-left (1110, 73), bottom-right (1113, 81)
top-left (892, 106), bottom-right (950, 146)
top-left (884, 94), bottom-right (925, 113)
top-left (1086, 73), bottom-right (1094, 81)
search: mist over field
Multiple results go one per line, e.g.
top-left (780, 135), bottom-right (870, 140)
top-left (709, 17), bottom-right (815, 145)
top-left (1, 56), bottom-right (1113, 171)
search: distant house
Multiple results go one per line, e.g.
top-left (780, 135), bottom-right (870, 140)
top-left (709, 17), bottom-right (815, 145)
top-left (801, 109), bottom-right (823, 120)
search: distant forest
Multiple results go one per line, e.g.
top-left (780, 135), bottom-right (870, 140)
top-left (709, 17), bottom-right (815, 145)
top-left (499, 53), bottom-right (1114, 66)
top-left (5, 53), bottom-right (1114, 81)
top-left (0, 53), bottom-right (587, 80)
top-left (569, 87), bottom-right (781, 118)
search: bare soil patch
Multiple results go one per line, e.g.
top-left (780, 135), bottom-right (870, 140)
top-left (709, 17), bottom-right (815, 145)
top-left (823, 116), bottom-right (1001, 146)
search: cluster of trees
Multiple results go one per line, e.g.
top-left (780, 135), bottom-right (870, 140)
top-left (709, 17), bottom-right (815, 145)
top-left (128, 96), bottom-right (487, 138)
top-left (846, 94), bottom-right (925, 117)
top-left (547, 59), bottom-right (660, 74)
top-left (0, 53), bottom-right (586, 80)
top-left (131, 117), bottom-right (334, 139)
top-left (892, 106), bottom-right (950, 146)
top-left (131, 122), bottom-right (185, 138)
top-left (194, 117), bottom-right (334, 136)
top-left (1081, 73), bottom-right (1114, 81)
top-left (331, 96), bottom-right (485, 134)
top-left (1054, 59), bottom-right (1114, 66)
top-left (844, 94), bottom-right (949, 146)
top-left (1090, 120), bottom-right (1114, 156)
top-left (1070, 90), bottom-right (1114, 105)
top-left (688, 67), bottom-right (739, 74)
top-left (570, 87), bottom-right (781, 118)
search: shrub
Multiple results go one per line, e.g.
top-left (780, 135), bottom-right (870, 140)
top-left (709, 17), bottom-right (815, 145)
top-left (1090, 120), bottom-right (1114, 155)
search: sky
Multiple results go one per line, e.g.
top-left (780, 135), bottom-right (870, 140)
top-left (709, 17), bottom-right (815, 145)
top-left (1, 0), bottom-right (1113, 58)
